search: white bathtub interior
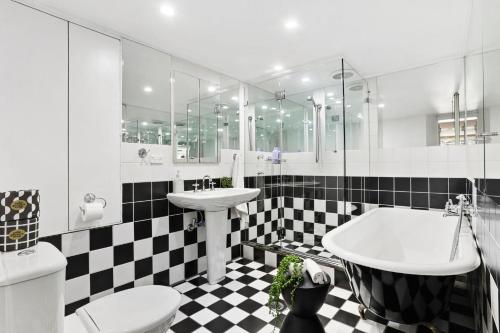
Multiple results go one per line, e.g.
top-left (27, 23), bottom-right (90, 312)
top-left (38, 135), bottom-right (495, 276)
top-left (322, 207), bottom-right (480, 276)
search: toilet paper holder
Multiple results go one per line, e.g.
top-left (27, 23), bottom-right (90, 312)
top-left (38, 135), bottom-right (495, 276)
top-left (79, 193), bottom-right (107, 212)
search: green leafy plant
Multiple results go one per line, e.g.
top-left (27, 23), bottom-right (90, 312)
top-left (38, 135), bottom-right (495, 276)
top-left (268, 255), bottom-right (304, 325)
top-left (221, 177), bottom-right (233, 188)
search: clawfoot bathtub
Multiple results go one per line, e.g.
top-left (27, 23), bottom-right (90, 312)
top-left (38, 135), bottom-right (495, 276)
top-left (322, 207), bottom-right (480, 329)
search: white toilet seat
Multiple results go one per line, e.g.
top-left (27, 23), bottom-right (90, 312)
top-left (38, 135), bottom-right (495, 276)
top-left (65, 285), bottom-right (181, 333)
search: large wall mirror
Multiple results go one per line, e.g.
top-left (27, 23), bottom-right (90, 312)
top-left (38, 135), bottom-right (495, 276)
top-left (122, 40), bottom-right (240, 163)
top-left (122, 39), bottom-right (171, 145)
top-left (172, 71), bottom-right (240, 163)
top-left (368, 57), bottom-right (485, 149)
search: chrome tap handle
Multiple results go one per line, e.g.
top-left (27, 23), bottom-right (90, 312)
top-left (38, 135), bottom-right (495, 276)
top-left (456, 194), bottom-right (468, 208)
top-left (209, 181), bottom-right (216, 191)
top-left (192, 183), bottom-right (199, 192)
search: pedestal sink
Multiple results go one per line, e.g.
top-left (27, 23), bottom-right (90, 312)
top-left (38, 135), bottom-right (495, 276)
top-left (167, 188), bottom-right (260, 284)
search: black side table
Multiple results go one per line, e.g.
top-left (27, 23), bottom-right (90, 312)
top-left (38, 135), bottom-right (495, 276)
top-left (280, 271), bottom-right (331, 333)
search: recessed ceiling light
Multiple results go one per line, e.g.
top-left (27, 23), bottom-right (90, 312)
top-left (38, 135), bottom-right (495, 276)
top-left (327, 92), bottom-right (334, 97)
top-left (187, 108), bottom-right (192, 113)
top-left (378, 103), bottom-right (385, 108)
top-left (231, 96), bottom-right (238, 102)
top-left (347, 104), bottom-right (352, 108)
top-left (285, 114), bottom-right (291, 117)
top-left (222, 105), bottom-right (229, 109)
top-left (160, 4), bottom-right (175, 17)
top-left (217, 128), bottom-right (223, 132)
top-left (273, 64), bottom-right (284, 71)
top-left (143, 86), bottom-right (153, 93)
top-left (207, 86), bottom-right (216, 92)
top-left (276, 119), bottom-right (281, 123)
top-left (335, 100), bottom-right (342, 104)
top-left (141, 121), bottom-right (148, 126)
top-left (301, 77), bottom-right (310, 83)
top-left (284, 18), bottom-right (299, 30)
top-left (261, 105), bottom-right (268, 110)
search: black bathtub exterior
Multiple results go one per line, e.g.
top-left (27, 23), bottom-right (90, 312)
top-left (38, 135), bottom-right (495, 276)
top-left (341, 259), bottom-right (456, 324)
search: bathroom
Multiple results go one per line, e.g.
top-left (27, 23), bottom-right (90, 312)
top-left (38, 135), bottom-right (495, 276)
top-left (1, 0), bottom-right (499, 332)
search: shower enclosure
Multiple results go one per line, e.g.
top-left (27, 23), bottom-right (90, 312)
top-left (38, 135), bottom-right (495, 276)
top-left (242, 58), bottom-right (368, 266)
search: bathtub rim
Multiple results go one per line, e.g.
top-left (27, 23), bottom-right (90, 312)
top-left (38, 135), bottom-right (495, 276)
top-left (321, 207), bottom-right (480, 276)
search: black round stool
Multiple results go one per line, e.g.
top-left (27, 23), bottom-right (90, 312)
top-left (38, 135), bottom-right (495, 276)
top-left (280, 271), bottom-right (331, 333)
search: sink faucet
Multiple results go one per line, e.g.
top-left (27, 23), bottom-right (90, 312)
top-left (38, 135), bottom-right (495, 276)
top-left (202, 175), bottom-right (213, 191)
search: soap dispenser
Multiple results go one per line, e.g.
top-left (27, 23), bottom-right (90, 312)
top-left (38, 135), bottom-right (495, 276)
top-left (173, 170), bottom-right (184, 193)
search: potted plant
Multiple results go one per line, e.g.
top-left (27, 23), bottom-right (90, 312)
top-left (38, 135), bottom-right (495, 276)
top-left (221, 176), bottom-right (233, 188)
top-left (268, 255), bottom-right (304, 325)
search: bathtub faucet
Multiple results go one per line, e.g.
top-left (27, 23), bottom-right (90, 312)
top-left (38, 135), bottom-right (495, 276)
top-left (443, 194), bottom-right (469, 217)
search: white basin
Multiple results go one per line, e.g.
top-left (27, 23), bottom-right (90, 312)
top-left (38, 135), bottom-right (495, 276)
top-left (167, 187), bottom-right (260, 284)
top-left (167, 188), bottom-right (260, 212)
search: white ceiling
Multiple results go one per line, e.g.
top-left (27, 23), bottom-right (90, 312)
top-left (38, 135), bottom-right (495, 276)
top-left (23, 0), bottom-right (482, 81)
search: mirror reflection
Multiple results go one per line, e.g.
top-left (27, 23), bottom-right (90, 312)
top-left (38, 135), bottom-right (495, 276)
top-left (369, 57), bottom-right (480, 148)
top-left (122, 40), bottom-right (171, 145)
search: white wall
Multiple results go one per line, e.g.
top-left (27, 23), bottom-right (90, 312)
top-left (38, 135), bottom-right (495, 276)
top-left (381, 115), bottom-right (429, 148)
top-left (121, 144), bottom-right (240, 182)
top-left (0, 0), bottom-right (68, 236)
top-left (68, 23), bottom-right (122, 231)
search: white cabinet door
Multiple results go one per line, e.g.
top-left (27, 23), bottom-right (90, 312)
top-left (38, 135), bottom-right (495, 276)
top-left (68, 23), bottom-right (121, 230)
top-left (0, 1), bottom-right (68, 237)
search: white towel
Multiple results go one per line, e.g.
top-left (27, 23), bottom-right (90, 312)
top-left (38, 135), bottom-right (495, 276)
top-left (234, 203), bottom-right (248, 219)
top-left (303, 258), bottom-right (327, 284)
top-left (231, 153), bottom-right (248, 221)
top-left (231, 153), bottom-right (244, 188)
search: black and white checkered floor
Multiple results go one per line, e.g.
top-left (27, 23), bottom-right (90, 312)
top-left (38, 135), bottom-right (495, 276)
top-left (275, 239), bottom-right (337, 260)
top-left (168, 258), bottom-right (475, 333)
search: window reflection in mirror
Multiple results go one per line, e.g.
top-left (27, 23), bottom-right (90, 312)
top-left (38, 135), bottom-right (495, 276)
top-left (368, 57), bottom-right (484, 148)
top-left (122, 40), bottom-right (171, 145)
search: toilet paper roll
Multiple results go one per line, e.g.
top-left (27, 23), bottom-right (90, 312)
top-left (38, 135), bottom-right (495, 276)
top-left (80, 202), bottom-right (104, 222)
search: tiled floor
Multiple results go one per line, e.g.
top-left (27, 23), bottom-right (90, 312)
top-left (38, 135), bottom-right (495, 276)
top-left (168, 258), bottom-right (475, 333)
top-left (274, 239), bottom-right (337, 260)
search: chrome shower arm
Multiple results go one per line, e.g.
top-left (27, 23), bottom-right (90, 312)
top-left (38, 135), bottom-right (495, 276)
top-left (315, 105), bottom-right (322, 163)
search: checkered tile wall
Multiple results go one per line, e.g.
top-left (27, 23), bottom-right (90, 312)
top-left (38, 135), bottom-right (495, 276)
top-left (40, 179), bottom-right (244, 315)
top-left (244, 175), bottom-right (469, 247)
top-left (467, 178), bottom-right (500, 332)
top-left (242, 175), bottom-right (282, 246)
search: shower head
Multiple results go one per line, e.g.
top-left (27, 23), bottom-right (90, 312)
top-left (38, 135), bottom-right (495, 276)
top-left (331, 69), bottom-right (354, 80)
top-left (307, 95), bottom-right (317, 107)
top-left (307, 96), bottom-right (322, 111)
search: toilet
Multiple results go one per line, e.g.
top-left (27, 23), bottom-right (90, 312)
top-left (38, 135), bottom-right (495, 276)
top-left (0, 242), bottom-right (181, 333)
